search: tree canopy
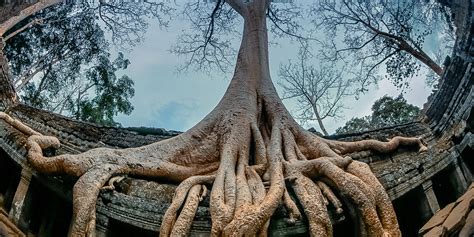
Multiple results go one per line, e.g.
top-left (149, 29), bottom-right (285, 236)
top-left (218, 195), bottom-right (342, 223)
top-left (336, 95), bottom-right (421, 134)
top-left (3, 3), bottom-right (143, 126)
top-left (312, 0), bottom-right (453, 90)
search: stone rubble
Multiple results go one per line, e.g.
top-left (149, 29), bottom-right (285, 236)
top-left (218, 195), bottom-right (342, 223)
top-left (420, 183), bottom-right (474, 237)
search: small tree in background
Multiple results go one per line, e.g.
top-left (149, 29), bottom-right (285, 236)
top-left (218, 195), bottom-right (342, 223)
top-left (279, 45), bottom-right (354, 135)
top-left (336, 95), bottom-right (420, 134)
top-left (335, 116), bottom-right (372, 134)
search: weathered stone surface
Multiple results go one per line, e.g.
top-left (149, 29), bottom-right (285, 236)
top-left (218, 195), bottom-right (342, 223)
top-left (459, 210), bottom-right (474, 237)
top-left (420, 202), bottom-right (457, 234)
top-left (10, 104), bottom-right (179, 150)
top-left (423, 225), bottom-right (446, 237)
top-left (420, 183), bottom-right (474, 236)
top-left (126, 179), bottom-right (176, 202)
top-left (443, 196), bottom-right (472, 232)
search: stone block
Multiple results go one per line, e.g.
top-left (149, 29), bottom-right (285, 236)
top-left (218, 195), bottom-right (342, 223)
top-left (443, 195), bottom-right (474, 233)
top-left (423, 225), bottom-right (446, 237)
top-left (420, 202), bottom-right (457, 235)
top-left (459, 210), bottom-right (474, 237)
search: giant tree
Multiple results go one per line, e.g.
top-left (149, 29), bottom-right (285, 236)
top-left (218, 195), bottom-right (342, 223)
top-left (1, 0), bottom-right (429, 236)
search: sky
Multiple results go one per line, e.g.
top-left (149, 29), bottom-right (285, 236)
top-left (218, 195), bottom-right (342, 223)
top-left (113, 2), bottom-right (440, 135)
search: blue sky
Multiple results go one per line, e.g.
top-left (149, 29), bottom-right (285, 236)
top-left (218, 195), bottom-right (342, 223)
top-left (113, 2), bottom-right (440, 134)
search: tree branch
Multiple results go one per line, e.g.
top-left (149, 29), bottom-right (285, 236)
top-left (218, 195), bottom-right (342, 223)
top-left (225, 0), bottom-right (247, 16)
top-left (3, 18), bottom-right (44, 42)
top-left (0, 0), bottom-right (62, 36)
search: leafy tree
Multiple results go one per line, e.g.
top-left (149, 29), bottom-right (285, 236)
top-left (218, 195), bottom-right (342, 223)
top-left (0, 0), bottom-right (171, 121)
top-left (60, 53), bottom-right (134, 127)
top-left (312, 0), bottom-right (453, 90)
top-left (335, 116), bottom-right (372, 134)
top-left (4, 3), bottom-right (134, 126)
top-left (336, 95), bottom-right (421, 134)
top-left (2, 1), bottom-right (429, 236)
top-left (371, 95), bottom-right (421, 127)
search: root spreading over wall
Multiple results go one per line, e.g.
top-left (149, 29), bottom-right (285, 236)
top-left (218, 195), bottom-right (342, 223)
top-left (0, 105), bottom-right (427, 237)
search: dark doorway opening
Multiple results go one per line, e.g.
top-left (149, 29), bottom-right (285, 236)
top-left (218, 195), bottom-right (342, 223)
top-left (0, 149), bottom-right (21, 212)
top-left (432, 165), bottom-right (463, 207)
top-left (19, 177), bottom-right (72, 236)
top-left (393, 186), bottom-right (433, 237)
top-left (461, 146), bottom-right (474, 174)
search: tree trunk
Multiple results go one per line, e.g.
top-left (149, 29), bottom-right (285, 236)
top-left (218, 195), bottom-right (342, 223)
top-left (398, 40), bottom-right (444, 76)
top-left (0, 40), bottom-right (16, 110)
top-left (370, 27), bottom-right (444, 77)
top-left (29, 65), bottom-right (52, 105)
top-left (0, 0), bottom-right (62, 37)
top-left (3, 18), bottom-right (43, 42)
top-left (0, 1), bottom-right (38, 23)
top-left (312, 104), bottom-right (329, 136)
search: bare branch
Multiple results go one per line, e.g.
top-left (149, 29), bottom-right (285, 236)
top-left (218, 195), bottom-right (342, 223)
top-left (313, 0), bottom-right (447, 88)
top-left (279, 46), bottom-right (355, 135)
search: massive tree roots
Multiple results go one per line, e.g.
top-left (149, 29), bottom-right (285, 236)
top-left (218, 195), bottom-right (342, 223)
top-left (1, 109), bottom-right (427, 237)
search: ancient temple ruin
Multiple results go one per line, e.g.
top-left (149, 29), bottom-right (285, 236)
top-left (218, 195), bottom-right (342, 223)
top-left (0, 0), bottom-right (473, 236)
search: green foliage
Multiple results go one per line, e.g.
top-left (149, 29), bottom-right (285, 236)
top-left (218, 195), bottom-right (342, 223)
top-left (370, 95), bottom-right (421, 128)
top-left (4, 4), bottom-right (134, 126)
top-left (72, 53), bottom-right (134, 127)
top-left (335, 116), bottom-right (372, 135)
top-left (336, 95), bottom-right (420, 134)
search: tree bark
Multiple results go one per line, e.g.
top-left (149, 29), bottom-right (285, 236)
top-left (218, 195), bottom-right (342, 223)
top-left (0, 40), bottom-right (16, 110)
top-left (398, 40), bottom-right (444, 76)
top-left (0, 0), bottom-right (62, 37)
top-left (312, 103), bottom-right (329, 136)
top-left (0, 1), bottom-right (38, 23)
top-left (29, 65), bottom-right (52, 105)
